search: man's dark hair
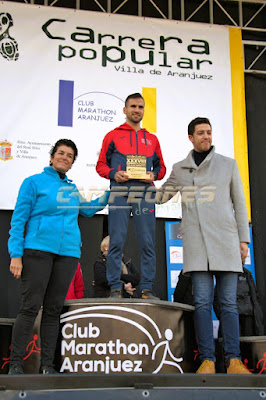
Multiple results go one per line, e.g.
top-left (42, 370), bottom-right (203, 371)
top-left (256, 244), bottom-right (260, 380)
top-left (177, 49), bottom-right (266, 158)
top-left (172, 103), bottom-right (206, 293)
top-left (125, 93), bottom-right (145, 106)
top-left (49, 139), bottom-right (78, 165)
top-left (188, 117), bottom-right (211, 136)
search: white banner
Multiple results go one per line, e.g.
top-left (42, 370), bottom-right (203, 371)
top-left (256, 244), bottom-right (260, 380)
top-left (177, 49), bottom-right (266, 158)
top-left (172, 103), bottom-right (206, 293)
top-left (0, 2), bottom-right (235, 217)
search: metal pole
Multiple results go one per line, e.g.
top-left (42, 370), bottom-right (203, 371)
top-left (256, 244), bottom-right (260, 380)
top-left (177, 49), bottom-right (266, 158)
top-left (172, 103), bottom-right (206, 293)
top-left (138, 0), bottom-right (142, 17)
top-left (209, 0), bottom-right (214, 24)
top-left (168, 0), bottom-right (172, 19)
top-left (239, 0), bottom-right (243, 27)
top-left (107, 0), bottom-right (111, 13)
top-left (181, 0), bottom-right (185, 20)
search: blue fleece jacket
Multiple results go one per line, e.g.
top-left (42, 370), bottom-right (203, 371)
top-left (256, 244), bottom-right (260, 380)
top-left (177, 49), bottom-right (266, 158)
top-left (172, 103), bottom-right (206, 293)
top-left (8, 166), bottom-right (108, 259)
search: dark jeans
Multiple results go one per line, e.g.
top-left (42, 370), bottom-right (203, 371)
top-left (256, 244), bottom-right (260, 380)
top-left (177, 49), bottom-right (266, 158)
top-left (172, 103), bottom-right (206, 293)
top-left (10, 249), bottom-right (78, 369)
top-left (191, 271), bottom-right (240, 363)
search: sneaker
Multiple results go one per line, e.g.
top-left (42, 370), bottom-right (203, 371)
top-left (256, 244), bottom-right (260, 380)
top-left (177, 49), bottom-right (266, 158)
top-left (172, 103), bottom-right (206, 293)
top-left (196, 360), bottom-right (215, 374)
top-left (8, 364), bottom-right (23, 375)
top-left (226, 359), bottom-right (252, 374)
top-left (110, 289), bottom-right (122, 299)
top-left (141, 289), bottom-right (160, 300)
top-left (41, 366), bottom-right (57, 374)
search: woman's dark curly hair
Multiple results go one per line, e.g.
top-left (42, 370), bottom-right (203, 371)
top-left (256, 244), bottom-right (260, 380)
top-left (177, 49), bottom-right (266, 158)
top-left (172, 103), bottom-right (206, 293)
top-left (49, 139), bottom-right (78, 165)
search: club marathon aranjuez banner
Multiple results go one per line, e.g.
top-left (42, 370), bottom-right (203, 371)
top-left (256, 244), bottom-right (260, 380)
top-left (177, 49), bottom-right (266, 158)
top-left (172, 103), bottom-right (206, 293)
top-left (0, 2), bottom-right (250, 219)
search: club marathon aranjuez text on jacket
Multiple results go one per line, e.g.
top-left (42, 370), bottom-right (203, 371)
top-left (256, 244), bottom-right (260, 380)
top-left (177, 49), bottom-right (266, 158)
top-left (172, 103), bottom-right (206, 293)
top-left (96, 123), bottom-right (166, 184)
top-left (8, 166), bottom-right (109, 259)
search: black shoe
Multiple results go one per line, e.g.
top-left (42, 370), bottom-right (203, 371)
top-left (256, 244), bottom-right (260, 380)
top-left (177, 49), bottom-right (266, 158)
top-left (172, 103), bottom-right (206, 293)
top-left (41, 366), bottom-right (57, 374)
top-left (8, 364), bottom-right (23, 375)
top-left (141, 289), bottom-right (160, 300)
top-left (110, 289), bottom-right (122, 298)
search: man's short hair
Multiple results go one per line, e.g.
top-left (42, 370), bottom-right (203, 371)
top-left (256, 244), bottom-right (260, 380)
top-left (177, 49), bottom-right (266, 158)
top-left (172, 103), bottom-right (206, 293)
top-left (188, 117), bottom-right (212, 136)
top-left (125, 93), bottom-right (144, 106)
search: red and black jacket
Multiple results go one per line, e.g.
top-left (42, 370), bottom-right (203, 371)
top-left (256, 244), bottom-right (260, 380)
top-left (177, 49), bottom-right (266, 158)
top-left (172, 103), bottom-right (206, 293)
top-left (96, 123), bottom-right (166, 183)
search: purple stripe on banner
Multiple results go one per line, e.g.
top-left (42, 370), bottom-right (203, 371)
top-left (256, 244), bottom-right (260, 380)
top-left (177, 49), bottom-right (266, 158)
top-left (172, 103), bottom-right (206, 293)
top-left (58, 80), bottom-right (74, 127)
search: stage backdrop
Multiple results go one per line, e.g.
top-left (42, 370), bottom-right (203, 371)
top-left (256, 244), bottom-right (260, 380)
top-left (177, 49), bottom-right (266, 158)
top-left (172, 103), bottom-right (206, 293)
top-left (0, 2), bottom-right (250, 219)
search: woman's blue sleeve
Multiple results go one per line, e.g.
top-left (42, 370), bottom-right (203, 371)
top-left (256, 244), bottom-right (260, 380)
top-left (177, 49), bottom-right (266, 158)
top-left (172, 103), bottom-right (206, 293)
top-left (79, 191), bottom-right (110, 218)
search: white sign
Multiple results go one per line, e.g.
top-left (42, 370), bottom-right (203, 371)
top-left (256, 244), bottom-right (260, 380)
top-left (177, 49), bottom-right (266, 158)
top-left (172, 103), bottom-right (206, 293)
top-left (0, 2), bottom-right (235, 217)
top-left (170, 246), bottom-right (183, 264)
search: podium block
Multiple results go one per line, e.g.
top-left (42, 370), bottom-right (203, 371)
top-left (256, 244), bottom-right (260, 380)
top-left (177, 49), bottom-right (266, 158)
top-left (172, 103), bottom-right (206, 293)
top-left (55, 298), bottom-right (197, 374)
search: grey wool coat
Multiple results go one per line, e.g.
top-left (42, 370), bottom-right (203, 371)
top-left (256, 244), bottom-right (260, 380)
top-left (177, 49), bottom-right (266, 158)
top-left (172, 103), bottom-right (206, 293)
top-left (161, 146), bottom-right (250, 274)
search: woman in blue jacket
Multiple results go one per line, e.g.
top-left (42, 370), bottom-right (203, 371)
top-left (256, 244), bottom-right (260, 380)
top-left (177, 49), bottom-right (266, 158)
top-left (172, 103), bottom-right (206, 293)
top-left (8, 139), bottom-right (108, 375)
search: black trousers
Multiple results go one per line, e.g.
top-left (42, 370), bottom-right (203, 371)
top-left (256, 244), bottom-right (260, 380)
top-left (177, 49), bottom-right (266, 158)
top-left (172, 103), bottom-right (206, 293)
top-left (10, 249), bottom-right (78, 369)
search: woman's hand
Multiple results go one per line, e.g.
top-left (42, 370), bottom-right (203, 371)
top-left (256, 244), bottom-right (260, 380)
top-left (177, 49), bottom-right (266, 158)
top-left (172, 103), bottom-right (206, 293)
top-left (124, 282), bottom-right (135, 296)
top-left (10, 257), bottom-right (23, 279)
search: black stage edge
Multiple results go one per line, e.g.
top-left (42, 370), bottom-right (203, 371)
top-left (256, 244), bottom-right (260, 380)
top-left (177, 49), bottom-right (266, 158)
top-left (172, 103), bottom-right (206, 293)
top-left (1, 374), bottom-right (266, 400)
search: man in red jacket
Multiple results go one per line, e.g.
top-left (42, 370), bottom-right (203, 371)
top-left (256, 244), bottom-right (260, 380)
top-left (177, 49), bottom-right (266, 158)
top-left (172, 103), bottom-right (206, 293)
top-left (96, 93), bottom-right (166, 299)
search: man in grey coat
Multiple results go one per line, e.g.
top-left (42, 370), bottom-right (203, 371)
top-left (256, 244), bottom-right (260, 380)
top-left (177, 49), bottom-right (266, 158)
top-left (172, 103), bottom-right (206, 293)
top-left (160, 117), bottom-right (251, 374)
